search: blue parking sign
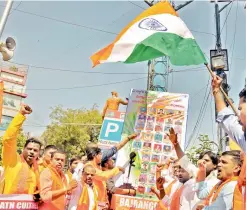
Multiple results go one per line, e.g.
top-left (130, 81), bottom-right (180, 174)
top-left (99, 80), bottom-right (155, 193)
top-left (99, 119), bottom-right (123, 142)
top-left (99, 110), bottom-right (125, 144)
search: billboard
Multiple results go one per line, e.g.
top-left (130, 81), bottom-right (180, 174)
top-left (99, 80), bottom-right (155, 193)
top-left (115, 89), bottom-right (189, 198)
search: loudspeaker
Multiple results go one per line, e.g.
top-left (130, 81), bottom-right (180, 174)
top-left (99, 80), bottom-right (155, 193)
top-left (0, 37), bottom-right (16, 61)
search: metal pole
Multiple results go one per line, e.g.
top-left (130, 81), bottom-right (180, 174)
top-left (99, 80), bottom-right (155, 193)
top-left (147, 60), bottom-right (151, 90)
top-left (175, 1), bottom-right (193, 11)
top-left (0, 0), bottom-right (13, 39)
top-left (215, 2), bottom-right (221, 50)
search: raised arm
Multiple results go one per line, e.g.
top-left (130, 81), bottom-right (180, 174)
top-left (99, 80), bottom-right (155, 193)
top-left (116, 133), bottom-right (137, 151)
top-left (212, 75), bottom-right (245, 151)
top-left (168, 128), bottom-right (184, 159)
top-left (93, 166), bottom-right (122, 181)
top-left (119, 98), bottom-right (128, 106)
top-left (2, 104), bottom-right (31, 166)
top-left (169, 128), bottom-right (198, 178)
top-left (212, 74), bottom-right (227, 112)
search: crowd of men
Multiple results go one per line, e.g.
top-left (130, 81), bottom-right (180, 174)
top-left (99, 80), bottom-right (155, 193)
top-left (0, 74), bottom-right (245, 210)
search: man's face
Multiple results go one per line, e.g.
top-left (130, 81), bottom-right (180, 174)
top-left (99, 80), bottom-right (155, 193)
top-left (172, 162), bottom-right (179, 178)
top-left (83, 167), bottom-right (96, 185)
top-left (44, 148), bottom-right (57, 164)
top-left (70, 160), bottom-right (80, 173)
top-left (238, 97), bottom-right (246, 132)
top-left (177, 167), bottom-right (190, 184)
top-left (106, 158), bottom-right (115, 169)
top-left (217, 155), bottom-right (240, 181)
top-left (95, 152), bottom-right (102, 165)
top-left (81, 156), bottom-right (87, 164)
top-left (51, 153), bottom-right (66, 172)
top-left (200, 154), bottom-right (216, 176)
top-left (22, 142), bottom-right (40, 165)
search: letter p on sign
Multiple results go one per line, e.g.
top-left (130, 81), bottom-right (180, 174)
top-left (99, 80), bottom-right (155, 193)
top-left (105, 123), bottom-right (119, 137)
top-left (99, 118), bottom-right (124, 143)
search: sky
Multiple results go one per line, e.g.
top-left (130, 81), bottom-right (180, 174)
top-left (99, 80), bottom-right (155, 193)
top-left (0, 1), bottom-right (245, 149)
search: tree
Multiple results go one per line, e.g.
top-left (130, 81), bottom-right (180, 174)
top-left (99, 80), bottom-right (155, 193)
top-left (41, 105), bottom-right (102, 158)
top-left (0, 130), bottom-right (27, 163)
top-left (185, 134), bottom-right (219, 165)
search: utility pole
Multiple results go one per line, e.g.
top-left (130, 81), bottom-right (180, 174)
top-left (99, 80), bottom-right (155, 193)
top-left (0, 0), bottom-right (13, 38)
top-left (145, 0), bottom-right (194, 92)
top-left (147, 57), bottom-right (169, 92)
top-left (213, 0), bottom-right (233, 151)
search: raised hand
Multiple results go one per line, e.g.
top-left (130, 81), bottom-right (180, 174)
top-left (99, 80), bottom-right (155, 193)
top-left (156, 177), bottom-right (165, 190)
top-left (20, 104), bottom-right (32, 115)
top-left (167, 128), bottom-right (178, 145)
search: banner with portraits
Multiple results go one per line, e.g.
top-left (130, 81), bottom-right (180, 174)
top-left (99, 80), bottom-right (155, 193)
top-left (115, 89), bottom-right (189, 198)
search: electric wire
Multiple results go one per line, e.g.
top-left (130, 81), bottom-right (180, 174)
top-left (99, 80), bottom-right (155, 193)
top-left (186, 78), bottom-right (211, 149)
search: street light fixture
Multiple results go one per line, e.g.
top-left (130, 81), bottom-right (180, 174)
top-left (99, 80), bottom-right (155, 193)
top-left (211, 54), bottom-right (225, 70)
top-left (210, 49), bottom-right (229, 71)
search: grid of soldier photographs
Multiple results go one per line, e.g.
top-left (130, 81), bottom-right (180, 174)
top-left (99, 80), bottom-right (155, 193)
top-left (133, 106), bottom-right (185, 194)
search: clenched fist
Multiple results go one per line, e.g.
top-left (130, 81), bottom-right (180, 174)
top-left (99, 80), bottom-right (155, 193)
top-left (20, 104), bottom-right (32, 116)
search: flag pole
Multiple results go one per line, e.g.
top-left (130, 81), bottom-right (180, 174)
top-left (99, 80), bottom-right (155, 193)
top-left (204, 63), bottom-right (239, 117)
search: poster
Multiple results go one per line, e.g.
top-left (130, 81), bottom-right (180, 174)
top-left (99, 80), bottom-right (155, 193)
top-left (99, 110), bottom-right (125, 148)
top-left (115, 89), bottom-right (189, 198)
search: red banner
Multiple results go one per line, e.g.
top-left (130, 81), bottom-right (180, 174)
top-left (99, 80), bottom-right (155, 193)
top-left (0, 195), bottom-right (38, 210)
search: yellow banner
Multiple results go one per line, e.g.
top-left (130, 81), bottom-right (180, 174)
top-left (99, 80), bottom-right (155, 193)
top-left (111, 194), bottom-right (159, 210)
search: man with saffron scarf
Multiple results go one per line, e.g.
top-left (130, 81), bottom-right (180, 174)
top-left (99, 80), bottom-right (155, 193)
top-left (77, 165), bottom-right (99, 210)
top-left (158, 163), bottom-right (201, 210)
top-left (38, 145), bottom-right (57, 172)
top-left (39, 150), bottom-right (78, 210)
top-left (1, 104), bottom-right (42, 195)
top-left (168, 127), bottom-right (219, 201)
top-left (65, 157), bottom-right (81, 183)
top-left (212, 76), bottom-right (246, 209)
top-left (83, 146), bottom-right (124, 209)
top-left (197, 150), bottom-right (242, 210)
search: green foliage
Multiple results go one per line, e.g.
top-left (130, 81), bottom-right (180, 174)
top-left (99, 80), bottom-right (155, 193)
top-left (41, 105), bottom-right (102, 159)
top-left (185, 134), bottom-right (219, 165)
top-left (0, 130), bottom-right (27, 163)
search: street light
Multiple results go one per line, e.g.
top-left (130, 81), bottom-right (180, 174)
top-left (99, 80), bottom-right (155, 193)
top-left (211, 54), bottom-right (225, 70)
top-left (210, 49), bottom-right (229, 72)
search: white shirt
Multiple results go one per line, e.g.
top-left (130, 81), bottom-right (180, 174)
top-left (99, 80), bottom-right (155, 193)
top-left (203, 180), bottom-right (238, 210)
top-left (217, 107), bottom-right (245, 152)
top-left (180, 155), bottom-right (219, 199)
top-left (67, 163), bottom-right (84, 210)
top-left (161, 169), bottom-right (176, 189)
top-left (88, 185), bottom-right (95, 210)
top-left (161, 179), bottom-right (201, 210)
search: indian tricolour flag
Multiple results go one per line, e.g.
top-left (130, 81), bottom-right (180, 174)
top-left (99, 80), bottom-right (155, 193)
top-left (91, 1), bottom-right (206, 67)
